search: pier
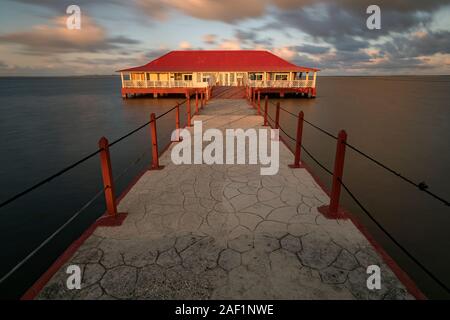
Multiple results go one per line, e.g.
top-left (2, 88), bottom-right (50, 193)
top-left (30, 91), bottom-right (417, 300)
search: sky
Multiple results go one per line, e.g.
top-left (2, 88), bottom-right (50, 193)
top-left (0, 0), bottom-right (449, 76)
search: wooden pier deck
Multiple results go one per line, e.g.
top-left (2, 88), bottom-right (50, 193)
top-left (36, 98), bottom-right (413, 300)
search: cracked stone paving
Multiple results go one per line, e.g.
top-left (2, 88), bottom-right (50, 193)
top-left (38, 98), bottom-right (413, 300)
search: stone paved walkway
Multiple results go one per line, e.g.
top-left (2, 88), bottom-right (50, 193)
top-left (38, 99), bottom-right (413, 300)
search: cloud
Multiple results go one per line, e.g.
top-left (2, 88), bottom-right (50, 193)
top-left (137, 0), bottom-right (266, 22)
top-left (12, 0), bottom-right (123, 10)
top-left (0, 15), bottom-right (140, 55)
top-left (217, 39), bottom-right (241, 50)
top-left (235, 29), bottom-right (273, 46)
top-left (272, 47), bottom-right (297, 60)
top-left (202, 34), bottom-right (217, 45)
top-left (179, 41), bottom-right (192, 49)
top-left (293, 44), bottom-right (331, 55)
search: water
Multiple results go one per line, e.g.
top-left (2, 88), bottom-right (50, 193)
top-left (0, 76), bottom-right (448, 299)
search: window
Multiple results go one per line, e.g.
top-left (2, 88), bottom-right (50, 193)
top-left (183, 74), bottom-right (193, 81)
top-left (275, 74), bottom-right (288, 80)
top-left (250, 73), bottom-right (263, 80)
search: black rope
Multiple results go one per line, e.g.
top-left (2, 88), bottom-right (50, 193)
top-left (344, 141), bottom-right (449, 207)
top-left (303, 118), bottom-right (338, 140)
top-left (268, 99), bottom-right (338, 139)
top-left (339, 177), bottom-right (450, 294)
top-left (156, 102), bottom-right (180, 120)
top-left (0, 185), bottom-right (106, 284)
top-left (0, 101), bottom-right (184, 210)
top-left (110, 102), bottom-right (181, 147)
top-left (109, 120), bottom-right (152, 148)
top-left (279, 106), bottom-right (299, 118)
top-left (266, 112), bottom-right (334, 176)
top-left (266, 108), bottom-right (450, 292)
top-left (0, 148), bottom-right (102, 210)
top-left (265, 98), bottom-right (448, 206)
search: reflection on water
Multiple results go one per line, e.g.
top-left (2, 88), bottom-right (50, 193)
top-left (0, 76), bottom-right (448, 298)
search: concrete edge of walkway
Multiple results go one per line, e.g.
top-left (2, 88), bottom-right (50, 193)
top-left (22, 98), bottom-right (426, 300)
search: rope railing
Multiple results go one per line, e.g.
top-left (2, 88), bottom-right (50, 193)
top-left (256, 93), bottom-right (450, 294)
top-left (0, 95), bottom-right (204, 285)
top-left (265, 98), bottom-right (449, 207)
top-left (0, 185), bottom-right (106, 285)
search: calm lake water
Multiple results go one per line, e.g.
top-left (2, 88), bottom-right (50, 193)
top-left (0, 76), bottom-right (448, 299)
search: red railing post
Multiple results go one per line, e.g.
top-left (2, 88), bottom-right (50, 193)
top-left (186, 94), bottom-right (192, 127)
top-left (195, 91), bottom-right (199, 113)
top-left (150, 113), bottom-right (162, 170)
top-left (275, 102), bottom-right (280, 129)
top-left (257, 91), bottom-right (261, 115)
top-left (263, 95), bottom-right (268, 126)
top-left (174, 102), bottom-right (180, 141)
top-left (98, 137), bottom-right (117, 217)
top-left (201, 92), bottom-right (204, 109)
top-left (319, 130), bottom-right (347, 218)
top-left (289, 111), bottom-right (304, 168)
top-left (329, 130), bottom-right (347, 213)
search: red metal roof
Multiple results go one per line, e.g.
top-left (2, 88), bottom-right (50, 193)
top-left (118, 50), bottom-right (319, 73)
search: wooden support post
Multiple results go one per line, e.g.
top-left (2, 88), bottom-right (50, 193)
top-left (289, 111), bottom-right (304, 168)
top-left (318, 130), bottom-right (347, 219)
top-left (257, 91), bottom-right (261, 115)
top-left (98, 137), bottom-right (117, 217)
top-left (263, 95), bottom-right (268, 126)
top-left (150, 113), bottom-right (163, 170)
top-left (275, 102), bottom-right (280, 129)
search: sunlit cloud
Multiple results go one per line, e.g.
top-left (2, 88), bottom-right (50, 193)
top-left (0, 0), bottom-right (449, 75)
top-left (0, 15), bottom-right (139, 55)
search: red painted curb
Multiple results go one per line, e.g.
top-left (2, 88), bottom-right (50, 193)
top-left (272, 114), bottom-right (427, 300)
top-left (21, 135), bottom-right (180, 300)
top-left (22, 102), bottom-right (426, 300)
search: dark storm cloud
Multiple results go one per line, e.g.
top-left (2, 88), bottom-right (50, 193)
top-left (234, 29), bottom-right (273, 46)
top-left (275, 2), bottom-right (436, 42)
top-left (293, 44), bottom-right (331, 55)
top-left (270, 1), bottom-right (450, 72)
top-left (108, 36), bottom-right (141, 45)
top-left (382, 30), bottom-right (450, 59)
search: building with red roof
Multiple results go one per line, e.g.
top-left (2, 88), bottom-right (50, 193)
top-left (118, 50), bottom-right (319, 99)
